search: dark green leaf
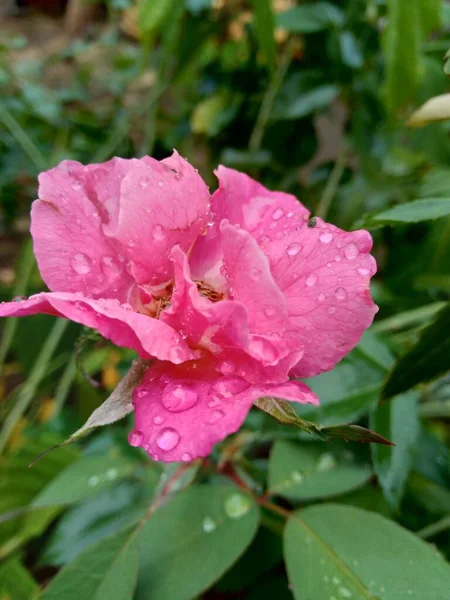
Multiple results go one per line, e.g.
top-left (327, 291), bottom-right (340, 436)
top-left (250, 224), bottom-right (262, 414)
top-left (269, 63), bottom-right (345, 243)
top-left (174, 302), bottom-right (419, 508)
top-left (0, 557), bottom-right (39, 600)
top-left (357, 198), bottom-right (450, 228)
top-left (274, 85), bottom-right (339, 120)
top-left (276, 3), bottom-right (344, 33)
top-left (249, 0), bottom-right (276, 70)
top-left (322, 424), bottom-right (395, 446)
top-left (370, 393), bottom-right (420, 509)
top-left (268, 440), bottom-right (372, 500)
top-left (284, 504), bottom-right (450, 600)
top-left (137, 485), bottom-right (260, 600)
top-left (40, 528), bottom-right (140, 600)
top-left (382, 303), bottom-right (450, 398)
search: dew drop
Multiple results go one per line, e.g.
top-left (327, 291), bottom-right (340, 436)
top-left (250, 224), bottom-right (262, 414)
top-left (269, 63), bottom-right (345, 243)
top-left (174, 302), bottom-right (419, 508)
top-left (71, 179), bottom-right (82, 191)
top-left (13, 296), bottom-right (26, 302)
top-left (323, 575), bottom-right (330, 583)
top-left (318, 293), bottom-right (326, 302)
top-left (208, 409), bottom-right (224, 423)
top-left (218, 360), bottom-right (235, 375)
top-left (88, 475), bottom-right (100, 487)
top-left (264, 306), bottom-right (276, 317)
top-left (181, 452), bottom-right (192, 462)
top-left (250, 267), bottom-right (261, 280)
top-left (100, 255), bottom-right (122, 279)
top-left (208, 396), bottom-right (222, 408)
top-left (335, 254), bottom-right (342, 262)
top-left (407, 591), bottom-right (413, 596)
top-left (178, 329), bottom-right (187, 340)
top-left (316, 452), bottom-right (337, 472)
top-left (153, 415), bottom-right (164, 425)
top-left (287, 242), bottom-right (302, 256)
top-left (162, 384), bottom-right (198, 412)
top-left (106, 468), bottom-right (118, 480)
top-left (305, 273), bottom-right (318, 287)
top-left (169, 347), bottom-right (184, 363)
top-left (156, 427), bottom-right (180, 451)
top-left (128, 430), bottom-right (143, 447)
top-left (334, 287), bottom-right (347, 301)
top-left (152, 224), bottom-right (166, 240)
top-left (202, 516), bottom-right (217, 533)
top-left (140, 176), bottom-right (150, 189)
top-left (286, 210), bottom-right (295, 218)
top-left (332, 577), bottom-right (341, 585)
top-left (291, 470), bottom-right (303, 483)
top-left (338, 588), bottom-right (352, 598)
top-left (272, 208), bottom-right (284, 220)
top-left (319, 229), bottom-right (333, 243)
top-left (357, 267), bottom-right (370, 276)
top-left (224, 492), bottom-right (251, 519)
top-left (344, 243), bottom-right (359, 260)
top-left (71, 253), bottom-right (91, 275)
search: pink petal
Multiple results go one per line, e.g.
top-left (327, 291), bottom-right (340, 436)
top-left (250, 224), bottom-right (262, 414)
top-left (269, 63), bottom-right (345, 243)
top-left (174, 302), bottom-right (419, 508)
top-left (32, 157), bottom-right (139, 301)
top-left (0, 293), bottom-right (198, 363)
top-left (212, 166), bottom-right (310, 240)
top-left (161, 246), bottom-right (303, 384)
top-left (131, 361), bottom-right (318, 462)
top-left (112, 151), bottom-right (210, 286)
top-left (265, 218), bottom-right (378, 378)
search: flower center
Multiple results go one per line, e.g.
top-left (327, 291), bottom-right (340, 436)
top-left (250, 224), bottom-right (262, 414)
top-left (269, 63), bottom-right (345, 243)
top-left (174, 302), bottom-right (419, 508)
top-left (131, 280), bottom-right (223, 318)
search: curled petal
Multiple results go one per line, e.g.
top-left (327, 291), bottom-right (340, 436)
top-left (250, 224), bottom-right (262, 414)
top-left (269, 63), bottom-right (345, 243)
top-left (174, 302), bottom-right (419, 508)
top-left (0, 293), bottom-right (198, 363)
top-left (113, 151), bottom-right (210, 286)
top-left (265, 218), bottom-right (378, 378)
top-left (161, 246), bottom-right (303, 384)
top-left (131, 362), bottom-right (318, 462)
top-left (212, 166), bottom-right (310, 241)
top-left (32, 158), bottom-right (136, 301)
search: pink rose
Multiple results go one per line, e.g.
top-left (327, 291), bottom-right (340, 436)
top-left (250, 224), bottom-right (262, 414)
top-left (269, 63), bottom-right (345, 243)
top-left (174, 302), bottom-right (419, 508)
top-left (0, 152), bottom-right (378, 461)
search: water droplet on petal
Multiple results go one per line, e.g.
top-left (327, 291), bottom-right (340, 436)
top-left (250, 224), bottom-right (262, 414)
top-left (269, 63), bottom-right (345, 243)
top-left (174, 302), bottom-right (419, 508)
top-left (100, 256), bottom-right (122, 279)
top-left (178, 329), bottom-right (187, 340)
top-left (153, 415), bottom-right (164, 425)
top-left (272, 208), bottom-right (284, 220)
top-left (319, 229), bottom-right (333, 243)
top-left (169, 347), bottom-right (184, 363)
top-left (13, 296), bottom-right (26, 302)
top-left (152, 224), bottom-right (166, 240)
top-left (71, 253), bottom-right (92, 275)
top-left (344, 243), bottom-right (359, 260)
top-left (328, 306), bottom-right (336, 314)
top-left (250, 267), bottom-right (261, 280)
top-left (136, 388), bottom-right (148, 398)
top-left (286, 210), bottom-right (295, 218)
top-left (156, 427), bottom-right (180, 451)
top-left (218, 360), bottom-right (235, 375)
top-left (158, 180), bottom-right (164, 187)
top-left (71, 179), bottom-right (82, 191)
top-left (128, 430), bottom-right (143, 446)
top-left (287, 242), bottom-right (302, 256)
top-left (202, 516), bottom-right (216, 533)
top-left (224, 492), bottom-right (251, 519)
top-left (208, 396), bottom-right (222, 408)
top-left (305, 273), bottom-right (318, 287)
top-left (181, 452), bottom-right (192, 462)
top-left (162, 384), bottom-right (198, 412)
top-left (208, 409), bottom-right (224, 423)
top-left (140, 176), bottom-right (150, 189)
top-left (334, 287), bottom-right (347, 300)
top-left (318, 293), bottom-right (326, 302)
top-left (264, 306), bottom-right (275, 317)
top-left (357, 267), bottom-right (370, 276)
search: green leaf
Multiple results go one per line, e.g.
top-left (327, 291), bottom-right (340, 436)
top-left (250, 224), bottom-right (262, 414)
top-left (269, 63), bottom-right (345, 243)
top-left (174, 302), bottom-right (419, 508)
top-left (321, 424), bottom-right (395, 446)
top-left (32, 454), bottom-right (135, 508)
top-left (357, 198), bottom-right (450, 228)
top-left (0, 557), bottom-right (39, 600)
top-left (370, 393), bottom-right (420, 509)
top-left (254, 397), bottom-right (317, 434)
top-left (274, 85), bottom-right (339, 120)
top-left (407, 93), bottom-right (450, 127)
top-left (136, 485), bottom-right (260, 600)
top-left (249, 0), bottom-right (276, 70)
top-left (284, 504), bottom-right (450, 600)
top-left (276, 2), bottom-right (344, 33)
top-left (139, 0), bottom-right (174, 36)
top-left (40, 527), bottom-right (140, 600)
top-left (384, 0), bottom-right (422, 116)
top-left (268, 440), bottom-right (372, 500)
top-left (418, 0), bottom-right (442, 37)
top-left (382, 303), bottom-right (450, 398)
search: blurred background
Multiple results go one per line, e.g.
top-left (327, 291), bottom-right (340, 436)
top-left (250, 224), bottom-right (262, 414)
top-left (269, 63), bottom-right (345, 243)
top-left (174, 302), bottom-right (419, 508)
top-left (0, 1), bottom-right (450, 598)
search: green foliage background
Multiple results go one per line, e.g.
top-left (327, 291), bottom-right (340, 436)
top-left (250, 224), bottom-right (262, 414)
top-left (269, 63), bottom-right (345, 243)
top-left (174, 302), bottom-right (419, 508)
top-left (0, 0), bottom-right (450, 598)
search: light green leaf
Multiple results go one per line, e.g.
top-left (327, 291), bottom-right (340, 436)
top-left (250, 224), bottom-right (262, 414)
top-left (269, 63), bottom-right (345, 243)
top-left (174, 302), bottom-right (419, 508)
top-left (276, 2), bottom-right (344, 33)
top-left (268, 441), bottom-right (372, 500)
top-left (407, 93), bottom-right (450, 127)
top-left (0, 557), bottom-right (39, 600)
top-left (40, 528), bottom-right (140, 600)
top-left (136, 485), bottom-right (260, 600)
top-left (382, 302), bottom-right (450, 398)
top-left (249, 0), bottom-right (276, 70)
top-left (275, 85), bottom-right (339, 120)
top-left (284, 504), bottom-right (450, 600)
top-left (139, 0), bottom-right (174, 36)
top-left (384, 0), bottom-right (422, 116)
top-left (357, 198), bottom-right (450, 228)
top-left (32, 454), bottom-right (135, 508)
top-left (370, 393), bottom-right (420, 509)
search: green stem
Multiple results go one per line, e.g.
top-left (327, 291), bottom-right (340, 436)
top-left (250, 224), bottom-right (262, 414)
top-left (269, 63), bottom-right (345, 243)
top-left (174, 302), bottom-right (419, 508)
top-left (416, 515), bottom-right (450, 539)
top-left (316, 145), bottom-right (347, 220)
top-left (0, 103), bottom-right (47, 171)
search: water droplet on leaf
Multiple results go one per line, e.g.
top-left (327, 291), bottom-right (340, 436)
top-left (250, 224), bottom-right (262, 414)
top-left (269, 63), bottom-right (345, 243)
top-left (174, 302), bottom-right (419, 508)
top-left (202, 516), bottom-right (217, 533)
top-left (224, 492), bottom-right (251, 519)
top-left (128, 430), bottom-right (143, 446)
